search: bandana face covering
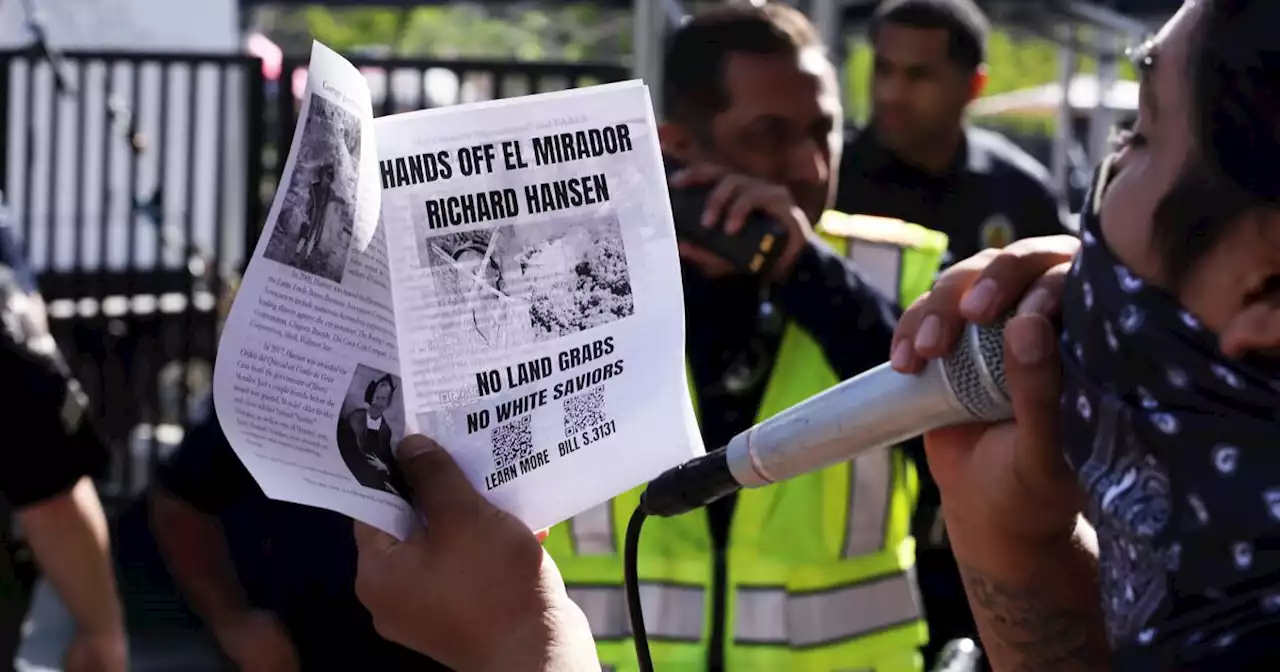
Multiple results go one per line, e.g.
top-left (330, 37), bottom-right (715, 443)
top-left (1059, 160), bottom-right (1280, 664)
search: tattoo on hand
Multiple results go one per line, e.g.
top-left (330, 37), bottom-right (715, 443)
top-left (957, 561), bottom-right (1111, 672)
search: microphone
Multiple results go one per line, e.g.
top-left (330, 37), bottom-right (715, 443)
top-left (640, 319), bottom-right (1013, 517)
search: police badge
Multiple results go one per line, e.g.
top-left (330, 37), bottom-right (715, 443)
top-left (978, 214), bottom-right (1015, 250)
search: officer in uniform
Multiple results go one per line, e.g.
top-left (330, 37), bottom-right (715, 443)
top-left (836, 0), bottom-right (1067, 264)
top-left (836, 2), bottom-right (1069, 664)
top-left (543, 6), bottom-right (948, 670)
top-left (0, 194), bottom-right (126, 672)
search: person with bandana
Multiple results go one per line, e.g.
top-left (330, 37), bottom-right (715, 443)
top-left (888, 0), bottom-right (1280, 668)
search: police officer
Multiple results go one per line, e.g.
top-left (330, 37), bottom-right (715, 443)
top-left (836, 1), bottom-right (1069, 662)
top-left (836, 0), bottom-right (1067, 263)
top-left (543, 5), bottom-right (948, 671)
top-left (0, 194), bottom-right (126, 672)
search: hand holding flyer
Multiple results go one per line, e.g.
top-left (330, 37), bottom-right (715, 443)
top-left (212, 42), bottom-right (703, 539)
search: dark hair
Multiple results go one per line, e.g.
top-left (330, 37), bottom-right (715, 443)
top-left (1192, 0), bottom-right (1280, 205)
top-left (1152, 0), bottom-right (1280, 287)
top-left (661, 3), bottom-right (824, 130)
top-left (365, 374), bottom-right (396, 404)
top-left (869, 0), bottom-right (988, 71)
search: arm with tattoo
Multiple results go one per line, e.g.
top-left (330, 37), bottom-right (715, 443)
top-left (950, 517), bottom-right (1112, 671)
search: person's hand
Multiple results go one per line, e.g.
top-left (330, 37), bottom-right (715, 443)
top-left (211, 610), bottom-right (300, 672)
top-left (354, 436), bottom-right (597, 671)
top-left (890, 235), bottom-right (1083, 543)
top-left (366, 453), bottom-right (389, 473)
top-left (63, 631), bottom-right (127, 672)
top-left (669, 164), bottom-right (814, 281)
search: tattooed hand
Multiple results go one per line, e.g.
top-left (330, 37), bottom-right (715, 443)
top-left (893, 238), bottom-right (1112, 669)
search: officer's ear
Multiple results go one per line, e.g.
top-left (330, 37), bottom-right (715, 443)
top-left (968, 65), bottom-right (989, 103)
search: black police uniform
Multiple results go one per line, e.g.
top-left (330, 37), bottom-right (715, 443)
top-left (837, 126), bottom-right (1068, 669)
top-left (836, 126), bottom-right (1068, 265)
top-left (155, 404), bottom-right (450, 671)
top-left (0, 203), bottom-right (110, 672)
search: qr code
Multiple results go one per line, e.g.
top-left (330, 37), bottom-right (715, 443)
top-left (563, 386), bottom-right (607, 437)
top-left (491, 414), bottom-right (534, 468)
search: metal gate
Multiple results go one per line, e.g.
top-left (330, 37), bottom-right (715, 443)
top-left (1, 45), bottom-right (628, 507)
top-left (1, 47), bottom-right (266, 507)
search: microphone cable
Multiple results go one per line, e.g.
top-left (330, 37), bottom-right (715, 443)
top-left (625, 448), bottom-right (743, 672)
top-left (623, 506), bottom-right (654, 672)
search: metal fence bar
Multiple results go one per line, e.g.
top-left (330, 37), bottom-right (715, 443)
top-left (245, 63), bottom-right (267, 268)
top-left (20, 60), bottom-right (36, 253)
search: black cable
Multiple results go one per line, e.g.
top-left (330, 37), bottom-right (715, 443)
top-left (624, 506), bottom-right (654, 672)
top-left (626, 448), bottom-right (741, 671)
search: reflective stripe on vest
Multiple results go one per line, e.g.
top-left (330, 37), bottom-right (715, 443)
top-left (568, 500), bottom-right (615, 555)
top-left (817, 211), bottom-right (949, 309)
top-left (843, 446), bottom-right (892, 558)
top-left (734, 569), bottom-right (922, 646)
top-left (568, 583), bottom-right (705, 642)
top-left (559, 408), bottom-right (894, 561)
top-left (846, 241), bottom-right (903, 307)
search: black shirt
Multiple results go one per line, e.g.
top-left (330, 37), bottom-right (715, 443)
top-left (836, 126), bottom-right (1067, 264)
top-left (0, 220), bottom-right (108, 510)
top-left (155, 405), bottom-right (448, 671)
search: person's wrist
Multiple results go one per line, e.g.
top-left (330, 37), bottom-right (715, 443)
top-left (943, 502), bottom-right (1083, 558)
top-left (71, 609), bottom-right (126, 640)
top-left (208, 609), bottom-right (258, 644)
top-left (768, 230), bottom-right (819, 286)
top-left (476, 595), bottom-right (595, 672)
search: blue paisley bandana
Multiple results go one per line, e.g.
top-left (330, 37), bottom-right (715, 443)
top-left (1059, 161), bottom-right (1280, 667)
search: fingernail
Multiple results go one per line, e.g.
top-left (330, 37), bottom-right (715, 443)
top-left (1010, 319), bottom-right (1048, 364)
top-left (702, 212), bottom-right (715, 228)
top-left (1017, 287), bottom-right (1054, 316)
top-left (891, 339), bottom-right (912, 369)
top-left (960, 279), bottom-right (998, 317)
top-left (915, 315), bottom-right (941, 351)
top-left (397, 435), bottom-right (438, 461)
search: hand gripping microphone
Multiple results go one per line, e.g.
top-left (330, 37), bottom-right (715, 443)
top-left (640, 319), bottom-right (1014, 517)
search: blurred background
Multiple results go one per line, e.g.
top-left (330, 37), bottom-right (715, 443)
top-left (0, 0), bottom-right (1174, 669)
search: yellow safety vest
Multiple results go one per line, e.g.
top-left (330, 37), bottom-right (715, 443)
top-left (544, 212), bottom-right (948, 672)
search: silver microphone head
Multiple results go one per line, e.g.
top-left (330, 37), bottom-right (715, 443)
top-left (940, 319), bottom-right (1013, 423)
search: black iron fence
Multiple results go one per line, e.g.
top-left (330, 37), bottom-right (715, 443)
top-left (1, 48), bottom-right (266, 507)
top-left (0, 46), bottom-right (629, 509)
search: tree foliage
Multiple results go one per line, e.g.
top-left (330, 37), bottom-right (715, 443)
top-left (255, 3), bottom-right (1137, 132)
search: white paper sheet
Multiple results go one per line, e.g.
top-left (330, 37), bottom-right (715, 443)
top-left (213, 42), bottom-right (703, 539)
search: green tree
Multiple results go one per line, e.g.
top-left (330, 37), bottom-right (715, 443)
top-left (286, 4), bottom-right (630, 62)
